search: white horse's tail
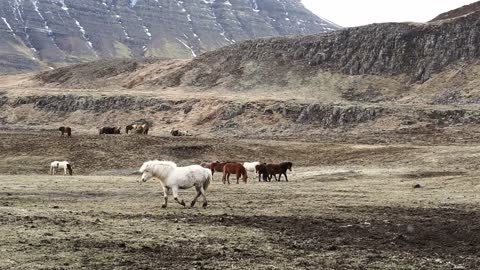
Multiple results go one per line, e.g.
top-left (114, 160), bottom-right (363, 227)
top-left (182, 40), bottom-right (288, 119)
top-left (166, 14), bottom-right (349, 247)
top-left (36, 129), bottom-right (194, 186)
top-left (203, 169), bottom-right (212, 191)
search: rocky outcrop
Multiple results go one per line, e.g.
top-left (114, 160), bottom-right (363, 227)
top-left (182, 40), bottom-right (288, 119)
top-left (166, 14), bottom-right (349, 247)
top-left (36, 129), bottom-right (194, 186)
top-left (0, 0), bottom-right (339, 73)
top-left (5, 94), bottom-right (480, 131)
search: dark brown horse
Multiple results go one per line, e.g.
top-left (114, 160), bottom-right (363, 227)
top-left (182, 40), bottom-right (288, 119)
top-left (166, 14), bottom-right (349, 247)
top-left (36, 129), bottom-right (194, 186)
top-left (266, 162), bottom-right (293, 182)
top-left (99, 126), bottom-right (121, 135)
top-left (59, 126), bottom-right (72, 137)
top-left (255, 163), bottom-right (269, 182)
top-left (222, 163), bottom-right (248, 184)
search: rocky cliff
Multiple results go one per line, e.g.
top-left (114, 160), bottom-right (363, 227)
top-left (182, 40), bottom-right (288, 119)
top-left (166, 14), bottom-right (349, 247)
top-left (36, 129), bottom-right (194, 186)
top-left (0, 0), bottom-right (339, 73)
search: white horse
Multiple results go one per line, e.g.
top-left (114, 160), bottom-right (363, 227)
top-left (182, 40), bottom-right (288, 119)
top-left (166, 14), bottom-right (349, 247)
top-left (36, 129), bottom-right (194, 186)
top-left (139, 160), bottom-right (212, 208)
top-left (243, 161), bottom-right (260, 172)
top-left (50, 161), bottom-right (73, 176)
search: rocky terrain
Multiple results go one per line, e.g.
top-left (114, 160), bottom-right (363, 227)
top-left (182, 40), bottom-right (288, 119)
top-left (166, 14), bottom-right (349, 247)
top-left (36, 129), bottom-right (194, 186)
top-left (0, 0), bottom-right (339, 73)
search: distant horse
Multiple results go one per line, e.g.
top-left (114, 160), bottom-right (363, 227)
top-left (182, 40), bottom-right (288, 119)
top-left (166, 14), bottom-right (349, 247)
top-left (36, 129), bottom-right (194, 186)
top-left (139, 160), bottom-right (212, 208)
top-left (222, 163), bottom-right (248, 184)
top-left (255, 163), bottom-right (269, 182)
top-left (210, 161), bottom-right (228, 176)
top-left (266, 162), bottom-right (293, 182)
top-left (99, 126), bottom-right (121, 135)
top-left (243, 161), bottom-right (260, 172)
top-left (170, 129), bottom-right (191, 136)
top-left (50, 161), bottom-right (73, 176)
top-left (59, 126), bottom-right (72, 137)
top-left (126, 124), bottom-right (149, 135)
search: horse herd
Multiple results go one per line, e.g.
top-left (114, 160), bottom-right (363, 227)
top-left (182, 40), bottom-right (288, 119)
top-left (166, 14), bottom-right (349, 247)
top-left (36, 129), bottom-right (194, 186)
top-left (58, 126), bottom-right (192, 136)
top-left (49, 160), bottom-right (293, 208)
top-left (202, 161), bottom-right (293, 184)
top-left (139, 160), bottom-right (293, 208)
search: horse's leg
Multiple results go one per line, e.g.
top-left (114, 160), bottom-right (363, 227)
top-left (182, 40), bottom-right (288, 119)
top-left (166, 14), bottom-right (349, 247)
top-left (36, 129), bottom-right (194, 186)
top-left (200, 186), bottom-right (208, 208)
top-left (278, 173), bottom-right (282, 181)
top-left (284, 173), bottom-right (288, 182)
top-left (236, 172), bottom-right (240, 184)
top-left (227, 173), bottom-right (231, 184)
top-left (190, 185), bottom-right (202, 207)
top-left (172, 187), bottom-right (186, 207)
top-left (161, 187), bottom-right (169, 208)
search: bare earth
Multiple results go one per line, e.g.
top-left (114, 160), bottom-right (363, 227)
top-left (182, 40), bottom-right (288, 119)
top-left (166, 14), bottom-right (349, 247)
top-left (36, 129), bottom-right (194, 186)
top-left (0, 133), bottom-right (479, 269)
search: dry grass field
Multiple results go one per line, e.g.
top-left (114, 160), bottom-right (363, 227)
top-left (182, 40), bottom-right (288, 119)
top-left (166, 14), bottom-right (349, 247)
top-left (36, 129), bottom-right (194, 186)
top-left (1, 132), bottom-right (479, 269)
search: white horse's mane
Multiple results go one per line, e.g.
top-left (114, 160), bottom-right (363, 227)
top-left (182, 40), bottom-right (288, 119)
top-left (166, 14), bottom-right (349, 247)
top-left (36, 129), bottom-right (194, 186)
top-left (139, 160), bottom-right (177, 173)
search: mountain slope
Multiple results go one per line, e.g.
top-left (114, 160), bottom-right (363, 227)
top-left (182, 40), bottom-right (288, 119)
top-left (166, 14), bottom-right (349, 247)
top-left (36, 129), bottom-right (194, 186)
top-left (0, 0), bottom-right (340, 73)
top-left (430, 1), bottom-right (480, 21)
top-left (36, 8), bottom-right (480, 92)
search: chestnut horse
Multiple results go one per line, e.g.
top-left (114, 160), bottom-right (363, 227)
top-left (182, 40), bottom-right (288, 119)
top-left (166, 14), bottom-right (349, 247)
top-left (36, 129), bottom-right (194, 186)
top-left (255, 163), bottom-right (269, 182)
top-left (210, 161), bottom-right (228, 176)
top-left (266, 162), bottom-right (293, 182)
top-left (222, 163), bottom-right (248, 184)
top-left (59, 126), bottom-right (72, 137)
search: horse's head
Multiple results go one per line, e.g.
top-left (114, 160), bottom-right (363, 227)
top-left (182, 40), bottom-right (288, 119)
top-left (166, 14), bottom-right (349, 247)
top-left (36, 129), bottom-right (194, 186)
top-left (139, 164), bottom-right (154, 182)
top-left (58, 127), bottom-right (64, 131)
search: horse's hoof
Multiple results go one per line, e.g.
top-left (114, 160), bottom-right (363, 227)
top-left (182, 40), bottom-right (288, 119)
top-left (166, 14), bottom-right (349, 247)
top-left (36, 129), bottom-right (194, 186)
top-left (202, 202), bottom-right (208, 208)
top-left (161, 204), bottom-right (167, 208)
top-left (181, 200), bottom-right (186, 207)
top-left (190, 201), bottom-right (196, 207)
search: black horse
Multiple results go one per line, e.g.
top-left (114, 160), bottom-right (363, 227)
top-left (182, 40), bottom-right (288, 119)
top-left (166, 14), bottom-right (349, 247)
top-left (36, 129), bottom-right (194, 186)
top-left (59, 126), bottom-right (72, 137)
top-left (255, 163), bottom-right (269, 182)
top-left (266, 162), bottom-right (293, 182)
top-left (99, 126), bottom-right (121, 135)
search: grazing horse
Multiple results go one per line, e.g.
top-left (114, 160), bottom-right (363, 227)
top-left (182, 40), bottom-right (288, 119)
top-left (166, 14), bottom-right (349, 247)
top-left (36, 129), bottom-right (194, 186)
top-left (50, 161), bottom-right (73, 176)
top-left (126, 124), bottom-right (149, 135)
top-left (210, 161), bottom-right (228, 176)
top-left (58, 126), bottom-right (72, 137)
top-left (243, 161), bottom-right (260, 172)
top-left (266, 162), bottom-right (293, 182)
top-left (99, 126), bottom-right (121, 135)
top-left (170, 129), bottom-right (191, 136)
top-left (139, 160), bottom-right (212, 208)
top-left (222, 163), bottom-right (248, 184)
top-left (255, 163), bottom-right (269, 182)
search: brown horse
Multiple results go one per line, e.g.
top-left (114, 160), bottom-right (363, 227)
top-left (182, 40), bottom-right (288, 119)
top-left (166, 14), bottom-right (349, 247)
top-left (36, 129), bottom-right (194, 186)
top-left (99, 126), bottom-right (121, 135)
top-left (210, 161), bottom-right (228, 176)
top-left (222, 163), bottom-right (248, 184)
top-left (255, 163), bottom-right (269, 182)
top-left (59, 126), bottom-right (72, 137)
top-left (266, 162), bottom-right (293, 182)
